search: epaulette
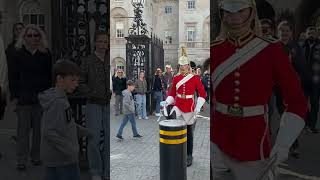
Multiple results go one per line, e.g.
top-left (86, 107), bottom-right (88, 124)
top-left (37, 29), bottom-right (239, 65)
top-left (210, 39), bottom-right (226, 47)
top-left (258, 35), bottom-right (279, 43)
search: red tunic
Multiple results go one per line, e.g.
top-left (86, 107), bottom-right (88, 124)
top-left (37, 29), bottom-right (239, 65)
top-left (210, 35), bottom-right (307, 161)
top-left (168, 73), bottom-right (206, 113)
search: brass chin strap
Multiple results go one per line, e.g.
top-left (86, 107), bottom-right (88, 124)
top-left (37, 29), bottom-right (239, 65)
top-left (179, 68), bottom-right (189, 76)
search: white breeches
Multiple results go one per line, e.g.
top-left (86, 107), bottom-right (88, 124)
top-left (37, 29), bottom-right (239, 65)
top-left (170, 106), bottom-right (195, 125)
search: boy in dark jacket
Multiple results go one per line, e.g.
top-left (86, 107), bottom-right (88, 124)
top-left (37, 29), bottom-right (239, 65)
top-left (39, 60), bottom-right (87, 180)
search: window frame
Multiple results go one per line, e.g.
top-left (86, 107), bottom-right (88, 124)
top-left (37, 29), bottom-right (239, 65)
top-left (165, 6), bottom-right (172, 14)
top-left (187, 0), bottom-right (196, 10)
top-left (22, 13), bottom-right (45, 30)
top-left (115, 21), bottom-right (125, 38)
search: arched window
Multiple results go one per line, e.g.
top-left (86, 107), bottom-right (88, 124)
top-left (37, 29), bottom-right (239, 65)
top-left (112, 57), bottom-right (126, 75)
top-left (20, 0), bottom-right (45, 30)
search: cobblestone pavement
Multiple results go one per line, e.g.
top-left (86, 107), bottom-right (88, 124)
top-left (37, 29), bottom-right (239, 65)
top-left (110, 103), bottom-right (211, 180)
top-left (1, 99), bottom-right (320, 180)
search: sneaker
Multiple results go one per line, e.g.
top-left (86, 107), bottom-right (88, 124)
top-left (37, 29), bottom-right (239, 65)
top-left (155, 113), bottom-right (161, 117)
top-left (133, 134), bottom-right (143, 138)
top-left (144, 116), bottom-right (149, 120)
top-left (138, 116), bottom-right (142, 120)
top-left (16, 163), bottom-right (26, 171)
top-left (116, 135), bottom-right (124, 140)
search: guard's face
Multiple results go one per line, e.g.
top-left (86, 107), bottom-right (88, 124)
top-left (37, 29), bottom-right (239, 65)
top-left (180, 64), bottom-right (189, 71)
top-left (223, 8), bottom-right (251, 28)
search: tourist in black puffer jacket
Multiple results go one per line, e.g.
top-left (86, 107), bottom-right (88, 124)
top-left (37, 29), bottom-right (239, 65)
top-left (112, 69), bottom-right (127, 116)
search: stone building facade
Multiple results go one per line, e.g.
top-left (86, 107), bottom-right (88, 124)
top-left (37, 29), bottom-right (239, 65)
top-left (0, 0), bottom-right (52, 48)
top-left (110, 0), bottom-right (210, 75)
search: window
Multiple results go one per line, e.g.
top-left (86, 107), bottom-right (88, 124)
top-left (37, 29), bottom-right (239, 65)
top-left (116, 63), bottom-right (125, 71)
top-left (165, 6), bottom-right (172, 14)
top-left (164, 31), bottom-right (172, 44)
top-left (116, 22), bottom-right (124, 38)
top-left (187, 26), bottom-right (196, 41)
top-left (187, 0), bottom-right (196, 10)
top-left (23, 14), bottom-right (45, 30)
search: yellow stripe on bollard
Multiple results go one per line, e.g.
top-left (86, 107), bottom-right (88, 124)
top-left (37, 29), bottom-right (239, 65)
top-left (159, 129), bottom-right (187, 136)
top-left (160, 137), bottom-right (187, 144)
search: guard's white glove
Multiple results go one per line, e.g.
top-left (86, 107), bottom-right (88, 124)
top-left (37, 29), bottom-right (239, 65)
top-left (160, 101), bottom-right (167, 107)
top-left (194, 97), bottom-right (206, 115)
top-left (161, 96), bottom-right (175, 107)
top-left (271, 112), bottom-right (305, 164)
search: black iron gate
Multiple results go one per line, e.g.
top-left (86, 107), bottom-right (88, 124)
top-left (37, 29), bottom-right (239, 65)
top-left (52, 0), bottom-right (108, 63)
top-left (125, 1), bottom-right (164, 114)
top-left (51, 0), bottom-right (109, 169)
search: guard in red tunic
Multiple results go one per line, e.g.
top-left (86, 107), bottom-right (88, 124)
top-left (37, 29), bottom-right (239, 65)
top-left (161, 47), bottom-right (206, 167)
top-left (211, 0), bottom-right (308, 179)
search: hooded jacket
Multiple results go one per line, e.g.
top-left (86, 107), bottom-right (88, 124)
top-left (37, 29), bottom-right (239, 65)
top-left (39, 88), bottom-right (85, 167)
top-left (122, 89), bottom-right (135, 114)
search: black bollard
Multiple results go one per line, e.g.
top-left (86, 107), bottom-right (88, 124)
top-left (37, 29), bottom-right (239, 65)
top-left (159, 119), bottom-right (187, 180)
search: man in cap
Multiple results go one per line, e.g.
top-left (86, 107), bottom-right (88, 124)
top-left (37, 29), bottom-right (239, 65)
top-left (161, 47), bottom-right (206, 167)
top-left (211, 0), bottom-right (307, 179)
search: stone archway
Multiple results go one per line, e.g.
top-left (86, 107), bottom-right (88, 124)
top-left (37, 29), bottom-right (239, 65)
top-left (19, 0), bottom-right (43, 27)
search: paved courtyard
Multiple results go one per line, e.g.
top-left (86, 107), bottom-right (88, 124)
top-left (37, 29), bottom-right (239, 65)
top-left (110, 103), bottom-right (211, 180)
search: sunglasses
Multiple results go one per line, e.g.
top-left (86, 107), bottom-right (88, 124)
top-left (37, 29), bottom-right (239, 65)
top-left (26, 34), bottom-right (40, 38)
top-left (118, 72), bottom-right (123, 73)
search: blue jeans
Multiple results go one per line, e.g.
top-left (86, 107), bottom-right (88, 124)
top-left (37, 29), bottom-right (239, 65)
top-left (86, 104), bottom-right (110, 178)
top-left (117, 113), bottom-right (138, 136)
top-left (135, 94), bottom-right (147, 118)
top-left (154, 91), bottom-right (163, 113)
top-left (45, 163), bottom-right (80, 180)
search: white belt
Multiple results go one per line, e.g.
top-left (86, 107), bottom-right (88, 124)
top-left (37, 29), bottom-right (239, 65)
top-left (177, 94), bottom-right (194, 99)
top-left (215, 102), bottom-right (265, 117)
